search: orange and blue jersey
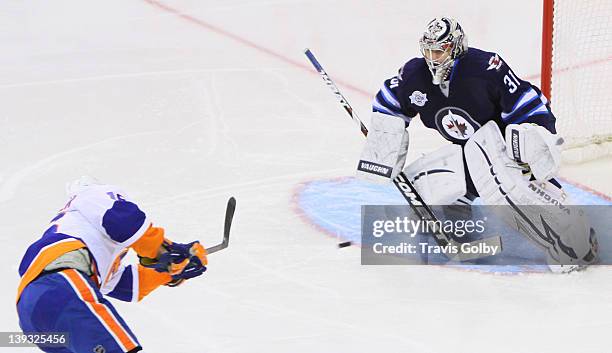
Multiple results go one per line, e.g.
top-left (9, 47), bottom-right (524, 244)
top-left (17, 184), bottom-right (172, 303)
top-left (16, 183), bottom-right (175, 352)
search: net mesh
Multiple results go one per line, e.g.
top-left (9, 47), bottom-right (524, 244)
top-left (549, 0), bottom-right (612, 161)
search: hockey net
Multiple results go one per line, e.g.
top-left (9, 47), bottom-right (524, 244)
top-left (541, 0), bottom-right (612, 163)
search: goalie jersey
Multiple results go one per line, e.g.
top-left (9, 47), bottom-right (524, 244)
top-left (373, 47), bottom-right (556, 143)
top-left (17, 184), bottom-right (168, 303)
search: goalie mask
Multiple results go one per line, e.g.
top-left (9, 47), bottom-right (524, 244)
top-left (419, 17), bottom-right (468, 85)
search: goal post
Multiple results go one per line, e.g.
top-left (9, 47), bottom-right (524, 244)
top-left (541, 0), bottom-right (612, 162)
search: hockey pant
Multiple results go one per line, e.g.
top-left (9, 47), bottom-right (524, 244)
top-left (17, 269), bottom-right (142, 353)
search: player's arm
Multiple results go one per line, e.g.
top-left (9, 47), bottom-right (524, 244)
top-left (356, 72), bottom-right (417, 183)
top-left (101, 263), bottom-right (168, 302)
top-left (492, 53), bottom-right (556, 133)
top-left (489, 54), bottom-right (562, 181)
top-left (101, 226), bottom-right (207, 302)
top-left (132, 226), bottom-right (208, 289)
top-left (372, 74), bottom-right (417, 125)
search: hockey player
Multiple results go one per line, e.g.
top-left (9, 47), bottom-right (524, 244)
top-left (356, 17), bottom-right (598, 270)
top-left (16, 177), bottom-right (208, 353)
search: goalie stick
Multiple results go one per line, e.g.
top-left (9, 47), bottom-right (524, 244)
top-left (206, 196), bottom-right (236, 254)
top-left (303, 48), bottom-right (502, 261)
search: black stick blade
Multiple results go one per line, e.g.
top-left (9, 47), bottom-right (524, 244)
top-left (206, 197), bottom-right (236, 254)
top-left (223, 197), bottom-right (236, 243)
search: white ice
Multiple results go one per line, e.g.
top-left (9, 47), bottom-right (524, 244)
top-left (1, 1), bottom-right (611, 352)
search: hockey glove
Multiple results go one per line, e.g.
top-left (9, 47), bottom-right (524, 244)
top-left (505, 123), bottom-right (562, 181)
top-left (139, 240), bottom-right (208, 276)
top-left (166, 256), bottom-right (207, 287)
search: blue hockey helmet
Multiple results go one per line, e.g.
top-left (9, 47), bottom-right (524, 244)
top-left (419, 17), bottom-right (468, 85)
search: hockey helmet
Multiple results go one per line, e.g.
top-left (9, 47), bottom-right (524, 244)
top-left (419, 17), bottom-right (468, 85)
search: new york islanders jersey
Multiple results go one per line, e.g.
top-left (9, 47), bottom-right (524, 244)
top-left (373, 47), bottom-right (556, 144)
top-left (18, 184), bottom-right (169, 303)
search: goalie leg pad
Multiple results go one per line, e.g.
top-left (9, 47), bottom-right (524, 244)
top-left (465, 121), bottom-right (596, 265)
top-left (356, 112), bottom-right (409, 184)
top-left (402, 143), bottom-right (467, 205)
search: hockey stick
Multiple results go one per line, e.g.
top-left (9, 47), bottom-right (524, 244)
top-left (206, 197), bottom-right (236, 254)
top-left (303, 48), bottom-right (501, 261)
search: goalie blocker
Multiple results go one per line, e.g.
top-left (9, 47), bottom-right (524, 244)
top-left (356, 112), bottom-right (409, 183)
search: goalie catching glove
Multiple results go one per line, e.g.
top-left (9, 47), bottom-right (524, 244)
top-left (139, 240), bottom-right (208, 287)
top-left (505, 123), bottom-right (563, 181)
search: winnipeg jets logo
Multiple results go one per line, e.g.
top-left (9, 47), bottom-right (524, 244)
top-left (434, 107), bottom-right (481, 142)
top-left (409, 91), bottom-right (428, 107)
top-left (487, 54), bottom-right (503, 71)
top-left (426, 20), bottom-right (447, 39)
top-left (446, 117), bottom-right (469, 138)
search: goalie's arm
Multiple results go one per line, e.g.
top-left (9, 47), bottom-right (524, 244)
top-left (491, 53), bottom-right (557, 133)
top-left (487, 54), bottom-right (562, 181)
top-left (372, 68), bottom-right (418, 125)
top-left (358, 67), bottom-right (420, 183)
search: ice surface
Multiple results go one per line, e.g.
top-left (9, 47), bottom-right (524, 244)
top-left (1, 1), bottom-right (611, 352)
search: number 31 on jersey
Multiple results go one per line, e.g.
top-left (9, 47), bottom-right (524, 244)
top-left (504, 70), bottom-right (521, 93)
